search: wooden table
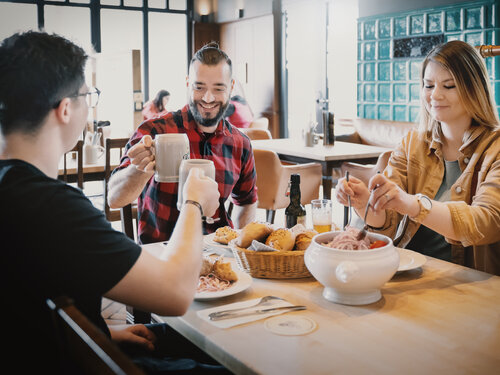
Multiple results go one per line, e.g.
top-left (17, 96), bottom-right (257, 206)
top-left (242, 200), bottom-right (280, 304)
top-left (144, 242), bottom-right (500, 375)
top-left (251, 139), bottom-right (390, 199)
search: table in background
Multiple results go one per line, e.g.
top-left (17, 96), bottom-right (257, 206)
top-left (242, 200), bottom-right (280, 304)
top-left (57, 147), bottom-right (122, 184)
top-left (144, 242), bottom-right (500, 375)
top-left (251, 139), bottom-right (390, 199)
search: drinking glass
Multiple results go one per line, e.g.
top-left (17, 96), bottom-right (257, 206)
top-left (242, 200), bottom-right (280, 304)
top-left (311, 199), bottom-right (332, 233)
top-left (176, 159), bottom-right (216, 211)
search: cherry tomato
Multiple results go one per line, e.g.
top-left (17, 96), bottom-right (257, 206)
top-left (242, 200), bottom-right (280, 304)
top-left (369, 240), bottom-right (387, 249)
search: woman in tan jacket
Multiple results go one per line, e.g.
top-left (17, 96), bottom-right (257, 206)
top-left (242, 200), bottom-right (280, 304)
top-left (336, 40), bottom-right (500, 275)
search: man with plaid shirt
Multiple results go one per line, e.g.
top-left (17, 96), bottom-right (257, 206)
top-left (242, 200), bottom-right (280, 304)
top-left (108, 43), bottom-right (258, 244)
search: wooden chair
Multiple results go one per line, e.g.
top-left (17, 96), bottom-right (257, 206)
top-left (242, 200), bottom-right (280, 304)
top-left (47, 296), bottom-right (145, 375)
top-left (248, 116), bottom-right (269, 129)
top-left (254, 149), bottom-right (322, 223)
top-left (339, 150), bottom-right (393, 186)
top-left (62, 140), bottom-right (84, 189)
top-left (104, 138), bottom-right (138, 223)
top-left (239, 128), bottom-right (272, 140)
top-left (227, 128), bottom-right (272, 218)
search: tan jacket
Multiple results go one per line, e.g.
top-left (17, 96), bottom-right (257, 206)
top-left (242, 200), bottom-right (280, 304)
top-left (374, 126), bottom-right (500, 275)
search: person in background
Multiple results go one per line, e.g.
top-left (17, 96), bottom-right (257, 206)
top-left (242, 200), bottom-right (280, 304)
top-left (108, 42), bottom-right (258, 244)
top-left (142, 89), bottom-right (170, 120)
top-left (0, 31), bottom-right (227, 374)
top-left (335, 40), bottom-right (500, 275)
top-left (225, 79), bottom-right (254, 128)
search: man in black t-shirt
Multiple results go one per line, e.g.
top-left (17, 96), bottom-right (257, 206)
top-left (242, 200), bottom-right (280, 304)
top-left (0, 31), bottom-right (221, 373)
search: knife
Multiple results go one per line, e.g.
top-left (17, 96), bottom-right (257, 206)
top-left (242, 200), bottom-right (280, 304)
top-left (208, 305), bottom-right (306, 321)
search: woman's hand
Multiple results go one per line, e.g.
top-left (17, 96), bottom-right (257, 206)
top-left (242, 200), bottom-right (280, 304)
top-left (335, 175), bottom-right (371, 212)
top-left (127, 135), bottom-right (155, 173)
top-left (109, 324), bottom-right (156, 351)
top-left (368, 173), bottom-right (419, 217)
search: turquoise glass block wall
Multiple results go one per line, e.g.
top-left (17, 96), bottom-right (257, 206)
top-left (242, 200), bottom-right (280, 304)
top-left (357, 0), bottom-right (500, 122)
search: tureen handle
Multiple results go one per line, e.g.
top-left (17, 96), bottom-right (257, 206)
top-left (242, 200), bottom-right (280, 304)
top-left (336, 261), bottom-right (359, 283)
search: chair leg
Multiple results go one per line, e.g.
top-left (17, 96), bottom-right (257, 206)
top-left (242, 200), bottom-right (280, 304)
top-left (266, 210), bottom-right (276, 224)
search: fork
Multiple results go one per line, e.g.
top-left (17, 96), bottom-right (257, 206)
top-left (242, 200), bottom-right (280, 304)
top-left (343, 171), bottom-right (352, 230)
top-left (356, 201), bottom-right (371, 241)
top-left (208, 296), bottom-right (284, 319)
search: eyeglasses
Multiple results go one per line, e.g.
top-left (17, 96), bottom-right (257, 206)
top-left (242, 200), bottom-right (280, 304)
top-left (53, 87), bottom-right (101, 109)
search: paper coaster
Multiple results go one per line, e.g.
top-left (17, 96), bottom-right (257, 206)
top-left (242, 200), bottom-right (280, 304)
top-left (264, 315), bottom-right (317, 336)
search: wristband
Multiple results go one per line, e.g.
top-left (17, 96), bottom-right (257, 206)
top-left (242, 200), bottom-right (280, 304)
top-left (184, 200), bottom-right (216, 224)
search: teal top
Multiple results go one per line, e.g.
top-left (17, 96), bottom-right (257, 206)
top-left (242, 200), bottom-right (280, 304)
top-left (406, 160), bottom-right (462, 261)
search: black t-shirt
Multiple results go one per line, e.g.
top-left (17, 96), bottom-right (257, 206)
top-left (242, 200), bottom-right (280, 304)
top-left (0, 159), bottom-right (141, 371)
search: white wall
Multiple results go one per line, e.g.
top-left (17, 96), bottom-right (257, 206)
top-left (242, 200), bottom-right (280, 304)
top-left (215, 0), bottom-right (272, 23)
top-left (328, 0), bottom-right (358, 120)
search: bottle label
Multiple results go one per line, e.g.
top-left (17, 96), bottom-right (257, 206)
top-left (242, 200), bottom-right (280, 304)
top-left (297, 215), bottom-right (306, 226)
top-left (286, 214), bottom-right (306, 228)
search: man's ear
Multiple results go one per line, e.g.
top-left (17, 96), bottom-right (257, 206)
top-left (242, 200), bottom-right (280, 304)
top-left (53, 97), bottom-right (72, 124)
top-left (186, 75), bottom-right (189, 87)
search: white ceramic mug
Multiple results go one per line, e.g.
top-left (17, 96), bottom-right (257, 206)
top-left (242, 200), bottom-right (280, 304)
top-left (83, 143), bottom-right (104, 164)
top-left (176, 159), bottom-right (216, 211)
top-left (154, 134), bottom-right (190, 183)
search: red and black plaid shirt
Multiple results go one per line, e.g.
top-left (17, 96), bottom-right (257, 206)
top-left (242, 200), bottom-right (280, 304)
top-left (114, 105), bottom-right (258, 244)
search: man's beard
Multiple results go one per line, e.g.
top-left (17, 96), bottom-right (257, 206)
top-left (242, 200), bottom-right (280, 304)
top-left (189, 99), bottom-right (230, 127)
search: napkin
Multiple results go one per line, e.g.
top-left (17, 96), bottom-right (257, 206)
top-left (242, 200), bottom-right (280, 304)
top-left (248, 240), bottom-right (278, 252)
top-left (197, 297), bottom-right (297, 329)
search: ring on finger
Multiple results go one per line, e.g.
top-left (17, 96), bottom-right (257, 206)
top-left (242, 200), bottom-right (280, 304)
top-left (385, 193), bottom-right (390, 201)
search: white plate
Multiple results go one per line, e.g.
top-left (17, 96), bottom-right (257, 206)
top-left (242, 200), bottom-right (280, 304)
top-left (195, 270), bottom-right (252, 300)
top-left (204, 232), bottom-right (240, 257)
top-left (397, 248), bottom-right (427, 271)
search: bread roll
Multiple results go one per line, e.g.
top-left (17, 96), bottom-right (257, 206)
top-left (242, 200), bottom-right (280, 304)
top-left (265, 228), bottom-right (296, 252)
top-left (213, 260), bottom-right (238, 282)
top-left (294, 230), bottom-right (318, 250)
top-left (213, 226), bottom-right (238, 245)
top-left (236, 221), bottom-right (273, 248)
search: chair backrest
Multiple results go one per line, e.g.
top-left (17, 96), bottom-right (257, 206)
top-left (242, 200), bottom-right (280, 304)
top-left (253, 149), bottom-right (322, 210)
top-left (340, 149), bottom-right (393, 186)
top-left (47, 296), bottom-right (145, 375)
top-left (240, 128), bottom-right (272, 140)
top-left (63, 140), bottom-right (84, 189)
top-left (120, 203), bottom-right (135, 240)
top-left (104, 138), bottom-right (129, 221)
top-left (253, 149), bottom-right (285, 209)
top-left (249, 117), bottom-right (269, 129)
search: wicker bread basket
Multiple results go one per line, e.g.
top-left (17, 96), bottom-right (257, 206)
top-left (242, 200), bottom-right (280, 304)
top-left (229, 240), bottom-right (312, 279)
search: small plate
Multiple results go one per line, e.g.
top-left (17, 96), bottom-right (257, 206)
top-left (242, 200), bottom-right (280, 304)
top-left (397, 248), bottom-right (427, 271)
top-left (264, 315), bottom-right (317, 336)
top-left (195, 270), bottom-right (252, 300)
top-left (204, 232), bottom-right (239, 257)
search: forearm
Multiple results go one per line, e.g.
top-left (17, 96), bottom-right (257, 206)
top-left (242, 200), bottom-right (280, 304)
top-left (159, 203), bottom-right (203, 298)
top-left (232, 201), bottom-right (257, 229)
top-left (108, 165), bottom-right (153, 208)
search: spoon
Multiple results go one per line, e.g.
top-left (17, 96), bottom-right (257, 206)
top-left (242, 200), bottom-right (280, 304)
top-left (208, 296), bottom-right (284, 319)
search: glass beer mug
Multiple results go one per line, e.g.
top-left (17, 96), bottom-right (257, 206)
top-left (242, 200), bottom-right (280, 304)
top-left (176, 159), bottom-right (216, 211)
